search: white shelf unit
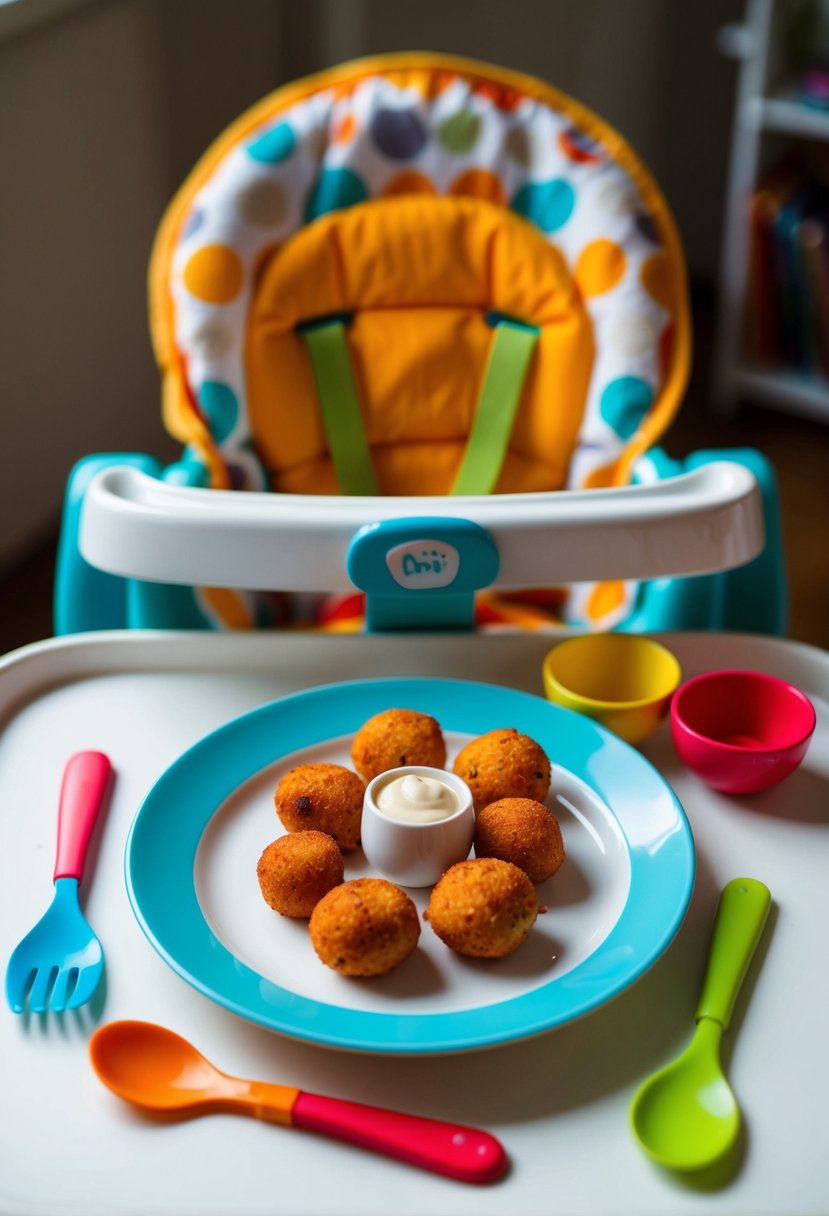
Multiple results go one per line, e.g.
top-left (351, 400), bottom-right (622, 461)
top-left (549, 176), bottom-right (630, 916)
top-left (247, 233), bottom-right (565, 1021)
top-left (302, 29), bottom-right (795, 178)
top-left (715, 0), bottom-right (829, 423)
top-left (753, 88), bottom-right (829, 138)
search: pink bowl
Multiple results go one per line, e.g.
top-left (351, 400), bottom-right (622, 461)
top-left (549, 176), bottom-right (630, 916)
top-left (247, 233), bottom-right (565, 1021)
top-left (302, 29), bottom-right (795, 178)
top-left (670, 669), bottom-right (816, 795)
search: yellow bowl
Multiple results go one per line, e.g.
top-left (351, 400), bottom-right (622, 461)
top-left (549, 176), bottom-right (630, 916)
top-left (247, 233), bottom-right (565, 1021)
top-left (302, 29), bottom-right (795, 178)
top-left (542, 634), bottom-right (682, 745)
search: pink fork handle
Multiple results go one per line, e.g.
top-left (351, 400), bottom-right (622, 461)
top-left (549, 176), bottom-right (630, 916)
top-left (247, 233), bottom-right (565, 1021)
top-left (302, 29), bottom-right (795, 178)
top-left (291, 1091), bottom-right (508, 1184)
top-left (54, 751), bottom-right (113, 881)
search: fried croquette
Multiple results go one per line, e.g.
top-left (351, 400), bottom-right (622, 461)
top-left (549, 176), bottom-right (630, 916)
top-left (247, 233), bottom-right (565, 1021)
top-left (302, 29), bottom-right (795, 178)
top-left (274, 763), bottom-right (363, 851)
top-left (309, 878), bottom-right (421, 977)
top-left (351, 709), bottom-right (446, 782)
top-left (453, 728), bottom-right (551, 810)
top-left (474, 797), bottom-right (565, 883)
top-left (257, 831), bottom-right (344, 918)
top-left (424, 857), bottom-right (538, 958)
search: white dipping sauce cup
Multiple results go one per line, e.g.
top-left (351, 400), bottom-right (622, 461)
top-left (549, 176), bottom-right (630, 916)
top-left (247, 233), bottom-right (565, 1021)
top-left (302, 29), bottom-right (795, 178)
top-left (361, 766), bottom-right (474, 888)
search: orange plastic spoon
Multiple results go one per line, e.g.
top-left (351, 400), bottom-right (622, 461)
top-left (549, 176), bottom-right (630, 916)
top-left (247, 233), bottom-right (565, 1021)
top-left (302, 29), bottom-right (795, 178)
top-left (89, 1020), bottom-right (508, 1184)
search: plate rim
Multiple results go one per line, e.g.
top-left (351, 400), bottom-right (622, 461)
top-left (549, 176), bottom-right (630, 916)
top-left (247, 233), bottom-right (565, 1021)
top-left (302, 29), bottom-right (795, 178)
top-left (125, 675), bottom-right (695, 1055)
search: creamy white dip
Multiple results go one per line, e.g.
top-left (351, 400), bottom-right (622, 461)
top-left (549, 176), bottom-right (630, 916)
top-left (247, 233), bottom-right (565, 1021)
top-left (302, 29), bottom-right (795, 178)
top-left (375, 774), bottom-right (460, 823)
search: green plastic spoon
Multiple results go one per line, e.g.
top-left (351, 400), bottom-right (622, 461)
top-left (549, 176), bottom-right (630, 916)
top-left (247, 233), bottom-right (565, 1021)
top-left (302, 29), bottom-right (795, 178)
top-left (629, 877), bottom-right (771, 1171)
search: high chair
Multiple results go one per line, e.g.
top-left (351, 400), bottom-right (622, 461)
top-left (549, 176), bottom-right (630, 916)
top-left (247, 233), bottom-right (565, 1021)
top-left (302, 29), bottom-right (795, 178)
top-left (53, 54), bottom-right (786, 636)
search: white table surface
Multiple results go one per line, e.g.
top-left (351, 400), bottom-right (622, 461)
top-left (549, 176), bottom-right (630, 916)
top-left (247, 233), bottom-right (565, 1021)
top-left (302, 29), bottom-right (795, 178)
top-left (0, 629), bottom-right (826, 1216)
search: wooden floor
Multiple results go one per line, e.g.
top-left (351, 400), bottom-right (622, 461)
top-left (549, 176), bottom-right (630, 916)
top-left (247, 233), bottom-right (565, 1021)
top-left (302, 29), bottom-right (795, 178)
top-left (1, 299), bottom-right (828, 655)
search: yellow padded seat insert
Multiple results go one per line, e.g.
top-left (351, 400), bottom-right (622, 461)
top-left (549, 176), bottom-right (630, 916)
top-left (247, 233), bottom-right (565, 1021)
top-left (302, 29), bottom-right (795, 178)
top-left (246, 194), bottom-right (594, 496)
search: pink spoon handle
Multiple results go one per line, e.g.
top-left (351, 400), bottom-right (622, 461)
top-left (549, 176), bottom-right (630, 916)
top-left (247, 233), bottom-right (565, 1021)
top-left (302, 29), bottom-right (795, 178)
top-left (54, 751), bottom-right (113, 881)
top-left (291, 1091), bottom-right (508, 1183)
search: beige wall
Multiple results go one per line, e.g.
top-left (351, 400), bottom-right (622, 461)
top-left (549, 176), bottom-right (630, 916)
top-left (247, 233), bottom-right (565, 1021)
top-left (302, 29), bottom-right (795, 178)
top-left (0, 0), bottom-right (741, 571)
top-left (0, 0), bottom-right (284, 568)
top-left (1, 1), bottom-right (168, 567)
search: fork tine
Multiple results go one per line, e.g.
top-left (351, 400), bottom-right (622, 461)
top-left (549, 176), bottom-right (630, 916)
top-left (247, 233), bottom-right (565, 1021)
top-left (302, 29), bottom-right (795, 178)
top-left (28, 966), bottom-right (58, 1014)
top-left (65, 962), bottom-right (103, 1010)
top-left (4, 960), bottom-right (32, 1014)
top-left (6, 992), bottom-right (24, 1015)
top-left (50, 966), bottom-right (79, 1013)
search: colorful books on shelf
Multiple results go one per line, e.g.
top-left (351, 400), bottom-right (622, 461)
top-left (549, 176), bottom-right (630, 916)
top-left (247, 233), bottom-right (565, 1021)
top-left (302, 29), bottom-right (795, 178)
top-left (747, 162), bottom-right (829, 378)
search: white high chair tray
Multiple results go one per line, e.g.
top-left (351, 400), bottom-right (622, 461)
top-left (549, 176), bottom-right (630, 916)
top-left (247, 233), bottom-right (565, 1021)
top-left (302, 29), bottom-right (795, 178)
top-left (0, 629), bottom-right (826, 1216)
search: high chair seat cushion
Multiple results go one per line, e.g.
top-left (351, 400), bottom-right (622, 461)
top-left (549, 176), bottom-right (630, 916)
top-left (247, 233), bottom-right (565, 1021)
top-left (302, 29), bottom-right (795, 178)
top-left (249, 195), bottom-right (593, 495)
top-left (152, 56), bottom-right (689, 496)
top-left (148, 53), bottom-right (691, 628)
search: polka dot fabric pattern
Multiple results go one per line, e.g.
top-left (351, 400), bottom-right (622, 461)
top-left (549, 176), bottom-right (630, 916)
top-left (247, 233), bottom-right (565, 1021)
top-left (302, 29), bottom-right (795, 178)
top-left (151, 54), bottom-right (690, 629)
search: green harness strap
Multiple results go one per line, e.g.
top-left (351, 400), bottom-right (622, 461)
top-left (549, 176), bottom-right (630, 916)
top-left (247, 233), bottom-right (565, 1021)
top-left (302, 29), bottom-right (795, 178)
top-left (299, 315), bottom-right (539, 497)
top-left (450, 317), bottom-right (540, 496)
top-left (299, 317), bottom-right (380, 496)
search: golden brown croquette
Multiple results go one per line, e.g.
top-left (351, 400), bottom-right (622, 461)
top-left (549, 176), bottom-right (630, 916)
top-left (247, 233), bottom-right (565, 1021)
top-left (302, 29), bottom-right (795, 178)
top-left (274, 764), bottom-right (363, 851)
top-left (474, 797), bottom-right (565, 883)
top-left (308, 878), bottom-right (421, 977)
top-left (453, 728), bottom-right (550, 810)
top-left (351, 709), bottom-right (446, 782)
top-left (424, 857), bottom-right (538, 958)
top-left (256, 831), bottom-right (344, 918)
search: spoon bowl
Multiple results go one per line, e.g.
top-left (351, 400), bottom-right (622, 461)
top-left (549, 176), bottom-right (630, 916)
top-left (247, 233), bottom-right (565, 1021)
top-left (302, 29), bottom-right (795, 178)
top-left (90, 1020), bottom-right (249, 1114)
top-left (90, 1020), bottom-right (508, 1183)
top-left (629, 878), bottom-right (770, 1171)
top-left (630, 1018), bottom-right (740, 1170)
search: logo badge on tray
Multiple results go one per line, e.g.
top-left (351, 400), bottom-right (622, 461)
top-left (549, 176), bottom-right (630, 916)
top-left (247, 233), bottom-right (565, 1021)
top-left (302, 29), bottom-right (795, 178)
top-left (385, 540), bottom-right (461, 590)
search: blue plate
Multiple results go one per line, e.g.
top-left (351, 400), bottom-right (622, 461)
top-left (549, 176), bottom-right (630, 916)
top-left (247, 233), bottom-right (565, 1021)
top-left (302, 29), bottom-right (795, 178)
top-left (126, 677), bottom-right (694, 1055)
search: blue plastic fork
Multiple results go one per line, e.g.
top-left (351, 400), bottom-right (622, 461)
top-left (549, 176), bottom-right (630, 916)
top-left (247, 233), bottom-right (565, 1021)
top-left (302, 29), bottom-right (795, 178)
top-left (5, 751), bottom-right (113, 1014)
